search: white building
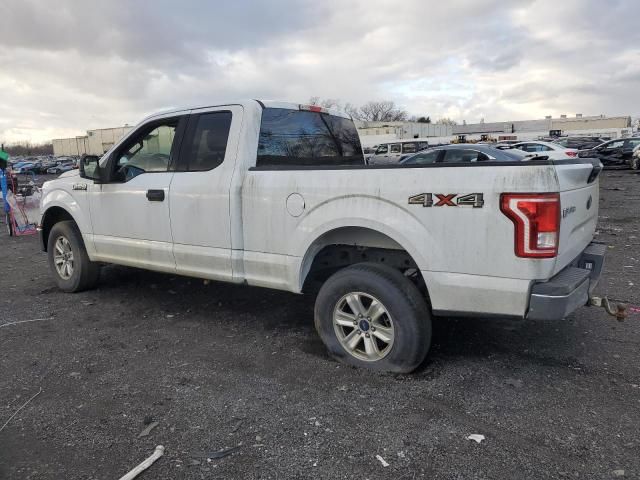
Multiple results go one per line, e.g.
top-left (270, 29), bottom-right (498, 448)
top-left (356, 114), bottom-right (633, 148)
top-left (52, 126), bottom-right (133, 156)
top-left (451, 114), bottom-right (633, 143)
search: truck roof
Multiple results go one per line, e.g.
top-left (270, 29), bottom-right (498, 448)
top-left (141, 100), bottom-right (351, 124)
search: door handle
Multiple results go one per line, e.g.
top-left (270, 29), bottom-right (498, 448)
top-left (146, 189), bottom-right (165, 202)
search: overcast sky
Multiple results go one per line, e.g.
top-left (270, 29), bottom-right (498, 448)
top-left (0, 0), bottom-right (638, 144)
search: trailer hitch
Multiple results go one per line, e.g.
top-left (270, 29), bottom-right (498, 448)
top-left (589, 296), bottom-right (628, 321)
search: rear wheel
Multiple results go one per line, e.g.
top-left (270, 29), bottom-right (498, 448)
top-left (47, 220), bottom-right (100, 292)
top-left (315, 263), bottom-right (431, 373)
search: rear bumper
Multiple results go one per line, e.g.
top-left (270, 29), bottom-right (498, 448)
top-left (527, 242), bottom-right (606, 320)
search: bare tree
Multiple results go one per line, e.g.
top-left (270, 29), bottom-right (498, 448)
top-left (309, 97), bottom-right (341, 110)
top-left (435, 117), bottom-right (458, 126)
top-left (355, 101), bottom-right (408, 122)
top-left (308, 97), bottom-right (408, 122)
top-left (3, 141), bottom-right (53, 156)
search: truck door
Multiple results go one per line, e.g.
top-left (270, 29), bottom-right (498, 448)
top-left (169, 105), bottom-right (243, 282)
top-left (88, 114), bottom-right (186, 272)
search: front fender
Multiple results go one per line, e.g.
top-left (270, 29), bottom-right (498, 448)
top-left (40, 188), bottom-right (92, 235)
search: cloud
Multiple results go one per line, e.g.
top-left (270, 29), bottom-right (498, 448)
top-left (0, 0), bottom-right (638, 143)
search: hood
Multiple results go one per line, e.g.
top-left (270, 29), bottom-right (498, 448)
top-left (59, 169), bottom-right (80, 179)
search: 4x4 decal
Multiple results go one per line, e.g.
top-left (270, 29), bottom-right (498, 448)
top-left (408, 193), bottom-right (484, 208)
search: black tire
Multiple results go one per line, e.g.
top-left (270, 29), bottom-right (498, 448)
top-left (631, 157), bottom-right (640, 171)
top-left (314, 262), bottom-right (431, 373)
top-left (47, 220), bottom-right (100, 292)
top-left (5, 213), bottom-right (13, 236)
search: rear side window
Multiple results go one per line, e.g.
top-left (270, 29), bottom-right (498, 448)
top-left (402, 142), bottom-right (417, 154)
top-left (178, 111), bottom-right (232, 171)
top-left (257, 108), bottom-right (364, 167)
top-left (390, 144), bottom-right (401, 154)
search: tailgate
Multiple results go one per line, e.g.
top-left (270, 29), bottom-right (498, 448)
top-left (553, 159), bottom-right (602, 275)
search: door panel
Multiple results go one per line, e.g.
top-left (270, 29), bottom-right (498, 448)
top-left (88, 115), bottom-right (186, 271)
top-left (169, 105), bottom-right (243, 281)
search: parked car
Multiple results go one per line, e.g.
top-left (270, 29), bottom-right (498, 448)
top-left (47, 161), bottom-right (75, 174)
top-left (512, 141), bottom-right (578, 160)
top-left (578, 137), bottom-right (640, 166)
top-left (367, 139), bottom-right (430, 164)
top-left (12, 162), bottom-right (39, 173)
top-left (629, 144), bottom-right (640, 170)
top-left (553, 136), bottom-right (605, 150)
top-left (40, 100), bottom-right (604, 373)
top-left (399, 144), bottom-right (534, 165)
top-left (39, 159), bottom-right (59, 173)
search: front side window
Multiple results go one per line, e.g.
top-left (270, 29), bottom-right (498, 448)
top-left (179, 112), bottom-right (232, 171)
top-left (390, 144), bottom-right (401, 154)
top-left (114, 121), bottom-right (178, 181)
top-left (442, 149), bottom-right (487, 163)
top-left (257, 108), bottom-right (364, 167)
top-left (402, 150), bottom-right (440, 165)
top-left (375, 145), bottom-right (388, 154)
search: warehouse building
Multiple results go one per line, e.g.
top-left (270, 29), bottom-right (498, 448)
top-left (451, 114), bottom-right (632, 143)
top-left (357, 114), bottom-right (633, 148)
top-left (52, 126), bottom-right (133, 156)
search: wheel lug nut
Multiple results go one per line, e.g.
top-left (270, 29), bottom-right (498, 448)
top-left (371, 327), bottom-right (376, 332)
top-left (353, 321), bottom-right (357, 326)
top-left (365, 333), bottom-right (370, 338)
top-left (357, 330), bottom-right (361, 334)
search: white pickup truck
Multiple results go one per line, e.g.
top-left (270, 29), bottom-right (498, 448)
top-left (39, 100), bottom-right (605, 373)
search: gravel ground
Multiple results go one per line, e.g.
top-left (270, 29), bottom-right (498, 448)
top-left (0, 170), bottom-right (639, 480)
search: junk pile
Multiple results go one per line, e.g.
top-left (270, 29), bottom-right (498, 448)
top-left (1, 150), bottom-right (40, 237)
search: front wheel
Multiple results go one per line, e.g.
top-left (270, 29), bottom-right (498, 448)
top-left (315, 263), bottom-right (431, 373)
top-left (631, 156), bottom-right (640, 171)
top-left (47, 220), bottom-right (100, 292)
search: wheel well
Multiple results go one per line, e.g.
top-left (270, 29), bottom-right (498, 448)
top-left (41, 207), bottom-right (75, 251)
top-left (301, 227), bottom-right (427, 296)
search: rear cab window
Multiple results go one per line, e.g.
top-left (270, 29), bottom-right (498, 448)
top-left (256, 108), bottom-right (364, 167)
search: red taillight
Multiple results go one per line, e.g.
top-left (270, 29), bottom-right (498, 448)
top-left (565, 151), bottom-right (577, 157)
top-left (500, 193), bottom-right (560, 258)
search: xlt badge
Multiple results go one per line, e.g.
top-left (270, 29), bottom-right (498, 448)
top-left (408, 193), bottom-right (484, 208)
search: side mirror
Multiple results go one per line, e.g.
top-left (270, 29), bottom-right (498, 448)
top-left (79, 155), bottom-right (103, 182)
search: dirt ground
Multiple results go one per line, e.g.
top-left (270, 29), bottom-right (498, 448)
top-left (1, 170), bottom-right (639, 480)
